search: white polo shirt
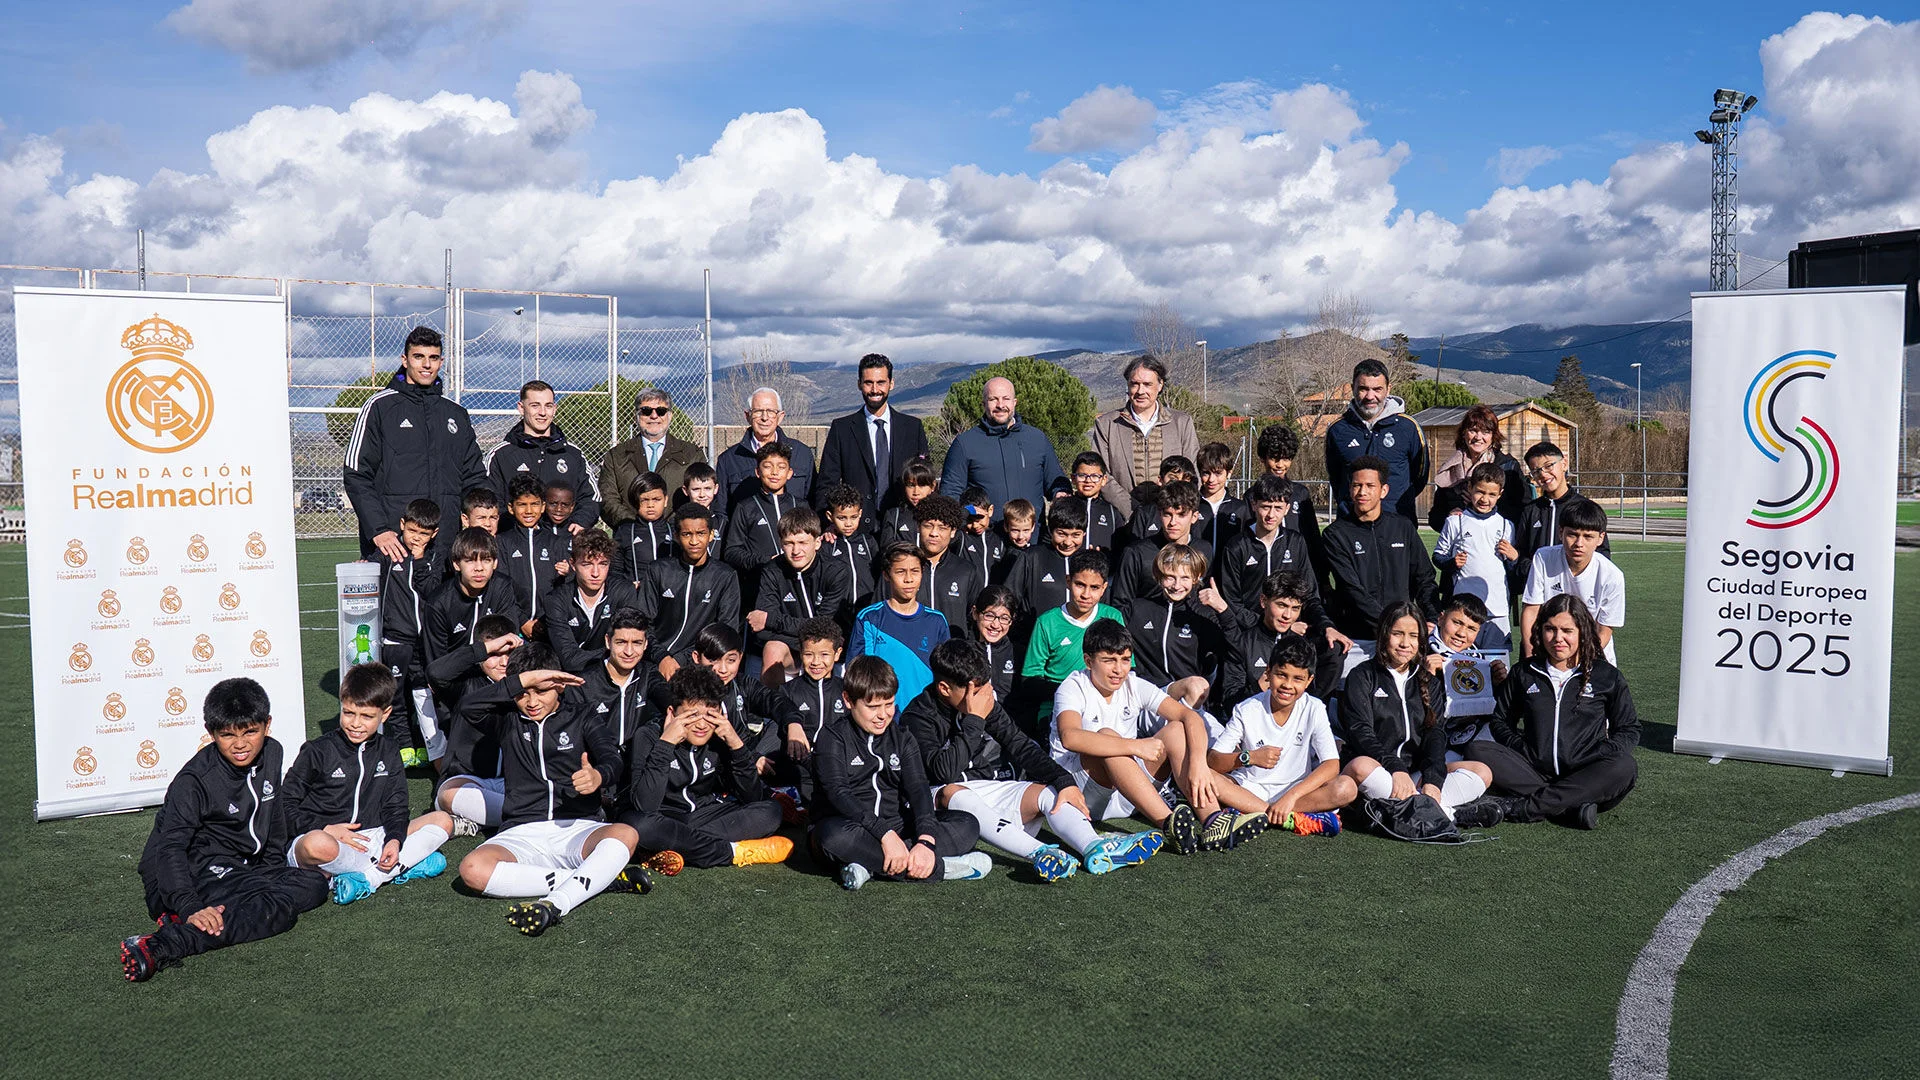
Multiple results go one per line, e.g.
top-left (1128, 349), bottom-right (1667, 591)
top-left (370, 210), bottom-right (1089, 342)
top-left (1211, 690), bottom-right (1339, 793)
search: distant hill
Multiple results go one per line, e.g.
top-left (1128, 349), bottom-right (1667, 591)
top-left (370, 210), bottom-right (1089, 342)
top-left (1396, 321), bottom-right (1695, 402)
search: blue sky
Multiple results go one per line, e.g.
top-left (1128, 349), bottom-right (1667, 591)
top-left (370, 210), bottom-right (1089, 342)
top-left (2, 3), bottom-right (1916, 366)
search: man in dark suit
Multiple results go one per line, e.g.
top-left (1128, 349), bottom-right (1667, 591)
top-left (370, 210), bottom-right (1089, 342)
top-left (815, 353), bottom-right (928, 517)
top-left (599, 387), bottom-right (707, 529)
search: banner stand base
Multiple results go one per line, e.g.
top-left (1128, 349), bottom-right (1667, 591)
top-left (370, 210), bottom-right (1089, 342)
top-left (1674, 738), bottom-right (1892, 777)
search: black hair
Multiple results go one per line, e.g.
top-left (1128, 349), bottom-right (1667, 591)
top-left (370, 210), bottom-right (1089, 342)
top-left (1524, 440), bottom-right (1564, 464)
top-left (507, 474), bottom-right (546, 503)
top-left (674, 502), bottom-right (714, 527)
top-left (1260, 569), bottom-right (1314, 603)
top-left (754, 441), bottom-right (793, 465)
top-left (1071, 451), bottom-right (1107, 474)
top-left (1266, 636), bottom-right (1319, 677)
top-left (1245, 475), bottom-right (1294, 507)
top-left (519, 379), bottom-right (553, 400)
top-left (1068, 548), bottom-right (1111, 582)
top-left (339, 663), bottom-right (397, 711)
top-left (858, 353), bottom-right (894, 378)
top-left (1158, 455), bottom-right (1196, 482)
top-left (605, 609), bottom-right (650, 639)
top-left (878, 541), bottom-right (926, 572)
top-left (1157, 479), bottom-right (1201, 514)
top-left (461, 486), bottom-right (499, 513)
top-left (682, 461), bottom-right (719, 485)
top-left (668, 664), bottom-right (727, 711)
top-left (693, 623), bottom-right (744, 661)
top-left (1081, 617), bottom-right (1132, 658)
top-left (203, 677), bottom-right (270, 734)
top-left (959, 484), bottom-right (990, 510)
top-left (822, 483), bottom-right (865, 513)
top-left (1347, 455), bottom-right (1391, 484)
top-left (971, 584), bottom-right (1016, 614)
top-left (1440, 594), bottom-right (1493, 627)
top-left (1560, 498), bottom-right (1608, 536)
top-left (930, 638), bottom-right (990, 689)
top-left (403, 326), bottom-right (442, 353)
top-left (1196, 442), bottom-right (1233, 474)
top-left (401, 498), bottom-right (442, 531)
top-left (1123, 354), bottom-right (1168, 384)
top-left (474, 613), bottom-right (518, 643)
top-left (902, 459), bottom-right (937, 488)
top-left (1257, 424), bottom-right (1300, 462)
top-left (505, 642), bottom-right (558, 681)
top-left (796, 617), bottom-right (844, 650)
top-left (1045, 498), bottom-right (1087, 533)
top-left (914, 494), bottom-right (966, 530)
top-left (1374, 600), bottom-right (1441, 731)
top-left (626, 471), bottom-right (668, 508)
top-left (450, 526), bottom-right (498, 564)
top-left (1351, 357), bottom-right (1389, 383)
top-left (1531, 593), bottom-right (1605, 677)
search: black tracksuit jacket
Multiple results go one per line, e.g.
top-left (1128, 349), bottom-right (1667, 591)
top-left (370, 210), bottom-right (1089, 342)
top-left (823, 530), bottom-right (879, 607)
top-left (495, 522), bottom-right (567, 618)
top-left (1511, 490), bottom-right (1614, 593)
top-left (540, 580), bottom-right (642, 674)
top-left (781, 673), bottom-right (847, 745)
top-left (433, 661), bottom-right (515, 780)
top-left (485, 422), bottom-right (600, 529)
top-left (341, 372), bottom-right (485, 559)
top-left (421, 574), bottom-right (522, 669)
top-left (623, 722), bottom-right (767, 819)
top-left (1111, 535), bottom-right (1212, 609)
top-left (279, 728), bottom-right (410, 839)
top-left (755, 557), bottom-right (855, 640)
top-left (1340, 657), bottom-right (1447, 779)
top-left (138, 739), bottom-right (296, 915)
top-left (1218, 622), bottom-right (1341, 706)
top-left (1488, 660), bottom-right (1640, 777)
top-left (1120, 591), bottom-right (1227, 689)
top-left (979, 637), bottom-right (1021, 703)
top-left (918, 555), bottom-right (982, 641)
top-left (480, 691), bottom-right (622, 828)
top-left (810, 721), bottom-right (939, 840)
top-left (1322, 511), bottom-right (1440, 641)
top-left (612, 517), bottom-right (676, 587)
top-left (1074, 494), bottom-right (1124, 552)
top-left (1198, 496), bottom-right (1250, 553)
top-left (636, 555), bottom-right (742, 663)
top-left (959, 529), bottom-right (1012, 588)
top-left (722, 489), bottom-right (805, 574)
top-left (899, 689), bottom-right (1075, 791)
top-left (567, 662), bottom-right (658, 750)
top-left (379, 550), bottom-right (441, 649)
top-left (1216, 528), bottom-right (1320, 614)
top-left (1004, 546), bottom-right (1076, 622)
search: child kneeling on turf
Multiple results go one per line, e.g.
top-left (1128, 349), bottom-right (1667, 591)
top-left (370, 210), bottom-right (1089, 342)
top-left (1048, 619), bottom-right (1246, 856)
top-left (120, 678), bottom-right (328, 982)
top-left (1205, 637), bottom-right (1354, 836)
top-left (903, 640), bottom-right (1161, 881)
top-left (282, 663), bottom-right (454, 904)
top-left (455, 643), bottom-right (654, 936)
top-left (810, 656), bottom-right (991, 889)
top-left (619, 665), bottom-right (792, 875)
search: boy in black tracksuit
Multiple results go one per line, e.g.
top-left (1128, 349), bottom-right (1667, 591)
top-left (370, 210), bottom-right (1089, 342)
top-left (539, 530), bottom-right (640, 675)
top-left (1065, 451), bottom-right (1124, 553)
top-left (810, 657), bottom-right (987, 889)
top-left (915, 495), bottom-right (982, 641)
top-left (1196, 441), bottom-right (1248, 553)
top-left (379, 498), bottom-right (444, 766)
top-left (281, 664), bottom-right (454, 903)
top-left (1004, 498), bottom-right (1085, 625)
top-left (877, 460), bottom-right (939, 547)
top-left (1120, 546), bottom-right (1227, 710)
top-left (430, 614), bottom-right (525, 828)
top-left (776, 618), bottom-right (848, 809)
top-left (637, 504), bottom-right (742, 677)
top-left (120, 679), bottom-right (327, 982)
top-left (1110, 481), bottom-right (1210, 608)
top-left (722, 442), bottom-right (804, 575)
top-left (750, 507), bottom-right (854, 687)
top-left (670, 625), bottom-right (796, 772)
top-left (1321, 456), bottom-right (1439, 643)
top-left (1215, 476), bottom-right (1320, 611)
top-left (821, 484), bottom-right (879, 609)
top-left (423, 527), bottom-right (524, 682)
top-left (613, 472), bottom-right (677, 588)
top-left (497, 475), bottom-right (566, 635)
top-left (1209, 570), bottom-right (1342, 706)
top-left (619, 667), bottom-right (790, 870)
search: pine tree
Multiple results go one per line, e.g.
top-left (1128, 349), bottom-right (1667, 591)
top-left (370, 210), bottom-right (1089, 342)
top-left (1553, 354), bottom-right (1598, 420)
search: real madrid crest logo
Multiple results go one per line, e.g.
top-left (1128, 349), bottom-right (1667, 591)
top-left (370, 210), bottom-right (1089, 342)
top-left (106, 315), bottom-right (213, 454)
top-left (97, 589), bottom-right (121, 618)
top-left (64, 539), bottom-right (89, 567)
top-left (1448, 659), bottom-right (1485, 696)
top-left (165, 687), bottom-right (189, 715)
top-left (250, 630), bottom-right (272, 657)
top-left (74, 746), bottom-right (98, 775)
top-left (186, 534), bottom-right (210, 562)
top-left (127, 536), bottom-right (150, 565)
top-left (219, 583), bottom-right (241, 610)
top-left (103, 693), bottom-right (126, 720)
top-left (192, 634), bottom-right (215, 662)
top-left (137, 740), bottom-right (161, 769)
top-left (245, 532), bottom-right (267, 559)
top-left (68, 644), bottom-right (93, 672)
top-left (131, 637), bottom-right (156, 667)
top-left (160, 586), bottom-right (183, 614)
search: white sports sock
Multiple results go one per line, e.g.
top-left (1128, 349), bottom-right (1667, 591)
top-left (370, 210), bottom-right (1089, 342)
top-left (1036, 787), bottom-right (1101, 854)
top-left (544, 838), bottom-right (631, 916)
top-left (947, 788), bottom-right (1044, 859)
top-left (368, 824), bottom-right (450, 886)
top-left (444, 783), bottom-right (502, 825)
top-left (1357, 765), bottom-right (1392, 800)
top-left (1438, 769), bottom-right (1487, 821)
top-left (482, 861), bottom-right (558, 898)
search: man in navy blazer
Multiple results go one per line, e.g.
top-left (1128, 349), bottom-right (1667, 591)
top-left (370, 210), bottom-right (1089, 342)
top-left (815, 353), bottom-right (929, 514)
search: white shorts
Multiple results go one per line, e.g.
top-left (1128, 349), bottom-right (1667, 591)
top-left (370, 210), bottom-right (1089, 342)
top-left (940, 778), bottom-right (1039, 827)
top-left (1230, 769), bottom-right (1312, 804)
top-left (483, 819), bottom-right (606, 869)
top-left (287, 825), bottom-right (387, 875)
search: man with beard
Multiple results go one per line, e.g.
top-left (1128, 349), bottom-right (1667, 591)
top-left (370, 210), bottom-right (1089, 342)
top-left (1324, 358), bottom-right (1429, 525)
top-left (816, 353), bottom-right (928, 521)
top-left (939, 376), bottom-right (1065, 518)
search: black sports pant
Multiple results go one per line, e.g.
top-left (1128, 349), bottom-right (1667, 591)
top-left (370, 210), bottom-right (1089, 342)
top-left (621, 799), bottom-right (784, 868)
top-left (381, 640), bottom-right (425, 752)
top-left (142, 864), bottom-right (328, 962)
top-left (811, 810), bottom-right (980, 882)
top-left (1463, 740), bottom-right (1638, 821)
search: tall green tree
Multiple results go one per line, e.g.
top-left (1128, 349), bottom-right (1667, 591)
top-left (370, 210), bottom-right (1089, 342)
top-left (1553, 354), bottom-right (1599, 420)
top-left (941, 356), bottom-right (1098, 461)
top-left (1399, 379), bottom-right (1479, 414)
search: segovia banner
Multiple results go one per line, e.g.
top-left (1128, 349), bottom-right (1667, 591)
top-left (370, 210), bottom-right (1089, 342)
top-left (14, 287), bottom-right (307, 819)
top-left (1676, 285), bottom-right (1906, 775)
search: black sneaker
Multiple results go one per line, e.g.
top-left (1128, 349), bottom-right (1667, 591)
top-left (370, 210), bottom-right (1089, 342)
top-left (505, 900), bottom-right (562, 937)
top-left (1571, 803), bottom-right (1599, 830)
top-left (1492, 795), bottom-right (1537, 823)
top-left (119, 934), bottom-right (175, 983)
top-left (1450, 797), bottom-right (1506, 829)
top-left (1162, 803), bottom-right (1200, 855)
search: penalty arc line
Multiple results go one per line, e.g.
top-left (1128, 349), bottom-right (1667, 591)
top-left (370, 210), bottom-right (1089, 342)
top-left (1610, 790), bottom-right (1920, 1080)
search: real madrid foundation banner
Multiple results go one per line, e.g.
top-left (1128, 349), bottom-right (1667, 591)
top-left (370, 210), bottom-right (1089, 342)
top-left (1676, 286), bottom-right (1906, 776)
top-left (14, 287), bottom-right (307, 819)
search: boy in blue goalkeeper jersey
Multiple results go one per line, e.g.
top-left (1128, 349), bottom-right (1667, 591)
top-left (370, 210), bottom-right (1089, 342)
top-left (848, 543), bottom-right (950, 705)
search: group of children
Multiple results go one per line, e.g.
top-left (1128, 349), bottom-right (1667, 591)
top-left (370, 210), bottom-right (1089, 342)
top-left (120, 419), bottom-right (1642, 981)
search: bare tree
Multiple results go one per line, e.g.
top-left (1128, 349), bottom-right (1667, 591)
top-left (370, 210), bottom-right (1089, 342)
top-left (723, 337), bottom-right (812, 422)
top-left (1315, 289), bottom-right (1375, 344)
top-left (1133, 301), bottom-right (1202, 394)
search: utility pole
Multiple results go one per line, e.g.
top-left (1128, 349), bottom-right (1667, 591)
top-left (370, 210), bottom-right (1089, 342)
top-left (1195, 340), bottom-right (1208, 401)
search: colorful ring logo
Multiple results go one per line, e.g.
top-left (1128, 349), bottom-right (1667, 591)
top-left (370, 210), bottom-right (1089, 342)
top-left (1744, 350), bottom-right (1839, 530)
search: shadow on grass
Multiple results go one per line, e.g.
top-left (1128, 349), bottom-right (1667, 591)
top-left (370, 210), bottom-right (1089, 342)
top-left (1641, 721), bottom-right (1677, 754)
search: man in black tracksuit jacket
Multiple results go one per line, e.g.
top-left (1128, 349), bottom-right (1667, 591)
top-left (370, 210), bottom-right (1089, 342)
top-left (485, 420), bottom-right (601, 531)
top-left (809, 715), bottom-right (979, 882)
top-left (278, 725), bottom-right (411, 849)
top-left (1466, 658), bottom-right (1640, 824)
top-left (1322, 502), bottom-right (1440, 643)
top-left (619, 715), bottom-right (783, 869)
top-left (131, 734), bottom-right (326, 971)
top-left (342, 358), bottom-right (485, 562)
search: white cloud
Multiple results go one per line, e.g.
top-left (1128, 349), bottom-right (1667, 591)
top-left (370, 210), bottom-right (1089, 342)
top-left (4, 14), bottom-right (1916, 365)
top-left (1491, 144), bottom-right (1561, 185)
top-left (1028, 85), bottom-right (1158, 153)
top-left (166, 0), bottom-right (520, 72)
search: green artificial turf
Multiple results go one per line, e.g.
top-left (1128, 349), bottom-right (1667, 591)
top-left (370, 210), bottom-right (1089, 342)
top-left (1, 538), bottom-right (1915, 1079)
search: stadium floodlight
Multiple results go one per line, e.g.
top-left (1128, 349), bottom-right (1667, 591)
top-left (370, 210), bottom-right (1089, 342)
top-left (1709, 109), bottom-right (1733, 123)
top-left (1702, 88), bottom-right (1751, 291)
top-left (1742, 94), bottom-right (1759, 113)
top-left (1695, 130), bottom-right (1717, 144)
top-left (1714, 88), bottom-right (1740, 106)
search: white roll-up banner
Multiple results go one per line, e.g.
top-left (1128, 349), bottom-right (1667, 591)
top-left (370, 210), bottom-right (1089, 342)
top-left (1676, 285), bottom-right (1905, 775)
top-left (15, 287), bottom-right (307, 819)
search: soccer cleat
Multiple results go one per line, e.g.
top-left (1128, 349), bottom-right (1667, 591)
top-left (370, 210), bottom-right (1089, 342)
top-left (1030, 844), bottom-right (1079, 883)
top-left (608, 864), bottom-right (656, 895)
top-left (1449, 797), bottom-right (1505, 829)
top-left (392, 851), bottom-right (448, 885)
top-left (640, 850), bottom-right (686, 877)
top-left (330, 872), bottom-right (377, 905)
top-left (400, 747), bottom-right (427, 769)
top-left (840, 862), bottom-right (873, 891)
top-left (119, 934), bottom-right (177, 982)
top-left (1491, 795), bottom-right (1538, 824)
top-left (1081, 832), bottom-right (1161, 875)
top-left (732, 836), bottom-right (794, 867)
top-left (450, 816), bottom-right (484, 838)
top-left (154, 912), bottom-right (182, 930)
top-left (1200, 809), bottom-right (1267, 851)
top-left (1570, 803), bottom-right (1600, 830)
top-left (770, 786), bottom-right (809, 827)
top-left (1162, 803), bottom-right (1200, 855)
top-left (505, 900), bottom-right (562, 936)
top-left (943, 851), bottom-right (993, 881)
top-left (1283, 810), bottom-right (1342, 837)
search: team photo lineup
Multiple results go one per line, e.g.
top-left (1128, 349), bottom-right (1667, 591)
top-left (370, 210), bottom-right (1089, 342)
top-left (115, 327), bottom-right (1650, 980)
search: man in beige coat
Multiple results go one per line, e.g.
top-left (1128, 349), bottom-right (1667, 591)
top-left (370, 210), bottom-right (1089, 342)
top-left (1085, 354), bottom-right (1199, 519)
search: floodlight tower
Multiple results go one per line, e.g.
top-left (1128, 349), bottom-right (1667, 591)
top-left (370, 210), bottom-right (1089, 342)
top-left (1694, 89), bottom-right (1758, 291)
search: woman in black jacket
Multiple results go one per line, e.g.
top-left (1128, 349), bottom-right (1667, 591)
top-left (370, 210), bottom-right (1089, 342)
top-left (1465, 593), bottom-right (1639, 829)
top-left (1338, 601), bottom-right (1498, 822)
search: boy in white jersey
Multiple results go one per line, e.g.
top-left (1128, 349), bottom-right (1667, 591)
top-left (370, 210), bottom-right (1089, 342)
top-left (1205, 637), bottom-right (1354, 836)
top-left (1432, 462), bottom-right (1518, 649)
top-left (1520, 499), bottom-right (1624, 664)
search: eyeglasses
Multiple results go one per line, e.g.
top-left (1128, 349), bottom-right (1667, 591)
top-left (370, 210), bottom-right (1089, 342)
top-left (977, 610), bottom-right (1013, 625)
top-left (1073, 472), bottom-right (1106, 482)
top-left (636, 406), bottom-right (671, 418)
top-left (747, 408), bottom-right (780, 418)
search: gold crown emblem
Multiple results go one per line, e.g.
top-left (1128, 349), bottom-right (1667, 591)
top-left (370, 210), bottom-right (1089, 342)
top-left (68, 644), bottom-right (93, 672)
top-left (195, 733), bottom-right (212, 750)
top-left (120, 314), bottom-right (195, 355)
top-left (219, 583), bottom-right (241, 610)
top-left (131, 637), bottom-right (156, 667)
top-left (74, 747), bottom-right (98, 775)
top-left (108, 315), bottom-right (212, 454)
top-left (102, 693), bottom-right (126, 721)
top-left (245, 532), bottom-right (267, 559)
top-left (165, 687), bottom-right (189, 715)
top-left (191, 634), bottom-right (215, 662)
top-left (250, 630), bottom-right (273, 657)
top-left (97, 590), bottom-right (121, 618)
top-left (186, 534), bottom-right (209, 562)
top-left (65, 539), bottom-right (89, 568)
top-left (136, 740), bottom-right (161, 769)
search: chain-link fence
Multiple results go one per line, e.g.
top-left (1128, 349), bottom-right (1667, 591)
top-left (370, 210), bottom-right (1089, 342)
top-left (0, 265), bottom-right (711, 540)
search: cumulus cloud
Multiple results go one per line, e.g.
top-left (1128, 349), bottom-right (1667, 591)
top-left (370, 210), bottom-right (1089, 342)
top-left (4, 14), bottom-right (1916, 365)
top-left (1028, 85), bottom-right (1158, 153)
top-left (1491, 144), bottom-right (1561, 185)
top-left (166, 0), bottom-right (519, 72)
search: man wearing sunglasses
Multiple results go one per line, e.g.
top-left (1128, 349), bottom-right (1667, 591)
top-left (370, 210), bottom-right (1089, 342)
top-left (714, 387), bottom-right (815, 518)
top-left (599, 388), bottom-right (708, 529)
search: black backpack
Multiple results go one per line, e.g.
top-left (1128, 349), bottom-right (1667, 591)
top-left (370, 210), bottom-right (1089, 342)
top-left (1359, 793), bottom-right (1483, 844)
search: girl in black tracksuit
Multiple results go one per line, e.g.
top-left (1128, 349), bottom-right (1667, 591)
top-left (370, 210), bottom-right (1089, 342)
top-left (1464, 592), bottom-right (1639, 828)
top-left (969, 585), bottom-right (1023, 704)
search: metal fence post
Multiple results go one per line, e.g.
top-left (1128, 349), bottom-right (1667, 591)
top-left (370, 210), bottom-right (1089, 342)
top-left (607, 297), bottom-right (619, 453)
top-left (704, 269), bottom-right (715, 459)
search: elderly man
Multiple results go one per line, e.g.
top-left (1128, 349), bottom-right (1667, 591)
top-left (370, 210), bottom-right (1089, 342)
top-left (1324, 358), bottom-right (1428, 524)
top-left (599, 387), bottom-right (707, 529)
top-left (1085, 354), bottom-right (1199, 519)
top-left (939, 376), bottom-right (1064, 518)
top-left (714, 387), bottom-right (815, 517)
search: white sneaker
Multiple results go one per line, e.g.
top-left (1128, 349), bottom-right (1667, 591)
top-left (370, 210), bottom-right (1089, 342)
top-left (450, 816), bottom-right (484, 838)
top-left (942, 851), bottom-right (993, 881)
top-left (840, 862), bottom-right (873, 891)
